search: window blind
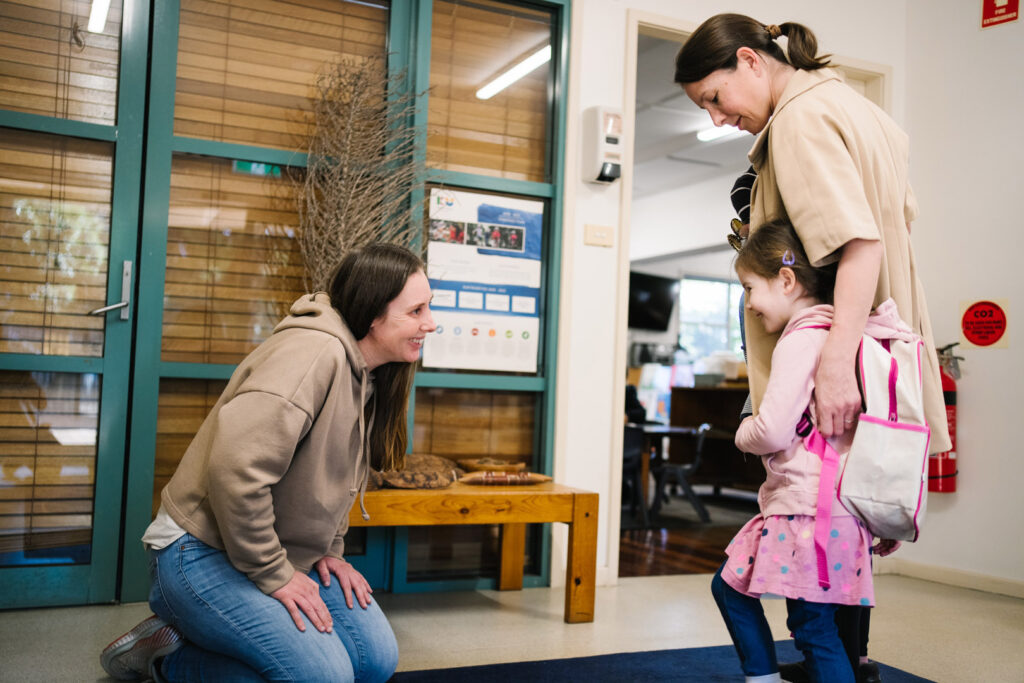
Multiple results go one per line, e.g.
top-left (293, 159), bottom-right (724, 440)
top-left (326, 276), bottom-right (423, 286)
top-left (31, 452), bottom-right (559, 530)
top-left (152, 378), bottom-right (226, 516)
top-left (162, 154), bottom-right (306, 364)
top-left (428, 0), bottom-right (551, 182)
top-left (0, 0), bottom-right (121, 125)
top-left (0, 370), bottom-right (97, 562)
top-left (413, 388), bottom-right (534, 461)
top-left (0, 128), bottom-right (112, 357)
top-left (174, 0), bottom-right (389, 149)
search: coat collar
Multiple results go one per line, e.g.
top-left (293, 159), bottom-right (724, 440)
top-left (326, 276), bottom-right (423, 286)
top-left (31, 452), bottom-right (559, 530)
top-left (747, 67), bottom-right (844, 168)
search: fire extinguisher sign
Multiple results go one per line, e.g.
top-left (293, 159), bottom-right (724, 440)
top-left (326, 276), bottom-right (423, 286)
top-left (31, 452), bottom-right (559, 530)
top-left (960, 299), bottom-right (1009, 348)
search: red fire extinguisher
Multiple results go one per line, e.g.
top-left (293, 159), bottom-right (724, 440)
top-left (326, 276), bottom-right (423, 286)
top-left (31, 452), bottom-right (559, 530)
top-left (930, 343), bottom-right (963, 492)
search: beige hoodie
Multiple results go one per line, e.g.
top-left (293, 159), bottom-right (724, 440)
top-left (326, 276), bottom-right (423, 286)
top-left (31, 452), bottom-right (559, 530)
top-left (161, 293), bottom-right (374, 594)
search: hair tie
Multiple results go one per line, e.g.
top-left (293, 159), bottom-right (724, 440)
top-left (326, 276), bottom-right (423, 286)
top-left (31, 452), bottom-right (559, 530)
top-left (765, 24), bottom-right (782, 40)
top-left (782, 249), bottom-right (796, 266)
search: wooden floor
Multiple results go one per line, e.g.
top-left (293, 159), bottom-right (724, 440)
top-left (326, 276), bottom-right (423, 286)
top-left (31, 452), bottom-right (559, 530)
top-left (618, 525), bottom-right (736, 576)
top-left (617, 493), bottom-right (758, 577)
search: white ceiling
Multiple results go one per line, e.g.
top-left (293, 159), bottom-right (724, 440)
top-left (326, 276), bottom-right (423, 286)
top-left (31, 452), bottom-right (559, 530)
top-left (632, 34), bottom-right (755, 200)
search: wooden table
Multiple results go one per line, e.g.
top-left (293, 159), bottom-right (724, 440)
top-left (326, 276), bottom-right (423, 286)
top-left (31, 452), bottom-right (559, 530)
top-left (349, 481), bottom-right (599, 623)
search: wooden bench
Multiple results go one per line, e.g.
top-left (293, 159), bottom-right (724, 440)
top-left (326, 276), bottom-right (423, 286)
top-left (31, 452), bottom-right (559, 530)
top-left (349, 481), bottom-right (599, 623)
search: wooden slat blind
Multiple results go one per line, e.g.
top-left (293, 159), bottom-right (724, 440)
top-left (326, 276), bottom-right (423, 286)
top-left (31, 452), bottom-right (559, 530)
top-left (0, 0), bottom-right (122, 125)
top-left (174, 0), bottom-right (389, 149)
top-left (0, 370), bottom-right (97, 560)
top-left (413, 388), bottom-right (534, 462)
top-left (152, 378), bottom-right (226, 517)
top-left (0, 128), bottom-right (112, 357)
top-left (428, 0), bottom-right (551, 182)
top-left (162, 154), bottom-right (306, 364)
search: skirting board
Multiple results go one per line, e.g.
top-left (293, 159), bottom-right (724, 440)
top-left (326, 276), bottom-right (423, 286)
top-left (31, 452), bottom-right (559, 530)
top-left (875, 557), bottom-right (1024, 599)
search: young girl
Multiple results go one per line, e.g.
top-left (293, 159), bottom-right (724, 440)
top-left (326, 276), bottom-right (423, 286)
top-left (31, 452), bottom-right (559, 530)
top-left (713, 220), bottom-right (906, 683)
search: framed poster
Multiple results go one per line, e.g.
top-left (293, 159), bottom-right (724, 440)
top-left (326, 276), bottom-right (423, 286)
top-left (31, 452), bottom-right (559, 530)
top-left (423, 188), bottom-right (543, 372)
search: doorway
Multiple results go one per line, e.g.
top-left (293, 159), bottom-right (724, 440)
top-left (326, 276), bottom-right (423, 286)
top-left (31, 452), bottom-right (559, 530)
top-left (616, 18), bottom-right (891, 579)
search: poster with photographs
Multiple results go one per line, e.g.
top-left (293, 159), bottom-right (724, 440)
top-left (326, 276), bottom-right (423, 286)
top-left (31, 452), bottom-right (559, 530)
top-left (423, 188), bottom-right (543, 373)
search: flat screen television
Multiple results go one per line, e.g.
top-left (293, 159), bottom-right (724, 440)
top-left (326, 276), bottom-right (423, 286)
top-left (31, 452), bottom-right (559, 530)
top-left (628, 271), bottom-right (679, 331)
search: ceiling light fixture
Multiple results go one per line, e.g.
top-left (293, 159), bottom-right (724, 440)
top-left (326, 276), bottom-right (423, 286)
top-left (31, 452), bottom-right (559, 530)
top-left (696, 124), bottom-right (742, 142)
top-left (88, 0), bottom-right (111, 32)
top-left (475, 45), bottom-right (551, 100)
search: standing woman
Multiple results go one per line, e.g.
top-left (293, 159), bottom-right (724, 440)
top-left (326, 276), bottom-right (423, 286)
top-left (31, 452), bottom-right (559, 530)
top-left (674, 14), bottom-right (949, 452)
top-left (101, 243), bottom-right (436, 682)
top-left (674, 13), bottom-right (949, 683)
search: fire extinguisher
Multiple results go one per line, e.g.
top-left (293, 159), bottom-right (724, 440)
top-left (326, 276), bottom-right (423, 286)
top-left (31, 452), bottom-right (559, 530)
top-left (930, 343), bottom-right (963, 492)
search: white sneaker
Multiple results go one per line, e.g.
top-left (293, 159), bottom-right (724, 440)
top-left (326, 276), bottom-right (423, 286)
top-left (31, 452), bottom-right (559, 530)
top-left (100, 615), bottom-right (182, 681)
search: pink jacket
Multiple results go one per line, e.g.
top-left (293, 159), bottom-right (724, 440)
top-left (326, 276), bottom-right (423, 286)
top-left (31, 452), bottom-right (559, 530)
top-left (735, 299), bottom-right (919, 518)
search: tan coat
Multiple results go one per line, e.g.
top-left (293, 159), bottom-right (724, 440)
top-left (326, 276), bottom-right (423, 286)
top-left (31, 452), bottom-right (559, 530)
top-left (747, 68), bottom-right (950, 453)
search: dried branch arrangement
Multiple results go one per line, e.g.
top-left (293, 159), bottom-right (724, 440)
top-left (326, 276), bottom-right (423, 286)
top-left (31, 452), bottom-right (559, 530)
top-left (298, 55), bottom-right (425, 292)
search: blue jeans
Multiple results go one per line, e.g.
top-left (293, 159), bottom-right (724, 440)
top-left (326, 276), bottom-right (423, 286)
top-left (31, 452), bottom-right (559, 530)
top-left (149, 534), bottom-right (398, 682)
top-left (711, 563), bottom-right (854, 682)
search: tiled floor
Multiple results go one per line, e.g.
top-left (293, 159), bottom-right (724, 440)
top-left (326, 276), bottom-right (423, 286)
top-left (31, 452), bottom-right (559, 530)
top-left (1, 573), bottom-right (1021, 682)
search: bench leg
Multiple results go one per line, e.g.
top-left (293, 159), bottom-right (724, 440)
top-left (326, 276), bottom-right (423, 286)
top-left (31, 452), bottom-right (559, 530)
top-left (564, 492), bottom-right (598, 623)
top-left (499, 523), bottom-right (526, 590)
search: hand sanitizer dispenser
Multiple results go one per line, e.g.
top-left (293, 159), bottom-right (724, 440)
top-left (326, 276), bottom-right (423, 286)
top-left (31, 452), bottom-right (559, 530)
top-left (583, 106), bottom-right (623, 184)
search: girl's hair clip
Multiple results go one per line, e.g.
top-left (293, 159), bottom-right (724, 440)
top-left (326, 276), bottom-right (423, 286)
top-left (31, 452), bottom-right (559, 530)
top-left (782, 249), bottom-right (796, 266)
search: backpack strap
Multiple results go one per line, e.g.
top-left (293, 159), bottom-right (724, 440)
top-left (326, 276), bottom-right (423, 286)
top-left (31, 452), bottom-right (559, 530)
top-left (797, 413), bottom-right (841, 590)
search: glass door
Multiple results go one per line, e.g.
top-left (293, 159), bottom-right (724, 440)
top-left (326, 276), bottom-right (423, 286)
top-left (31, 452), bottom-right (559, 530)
top-left (0, 0), bottom-right (148, 608)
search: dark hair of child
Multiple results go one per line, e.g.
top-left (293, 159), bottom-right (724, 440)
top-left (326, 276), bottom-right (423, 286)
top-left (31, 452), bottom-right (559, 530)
top-left (735, 219), bottom-right (837, 304)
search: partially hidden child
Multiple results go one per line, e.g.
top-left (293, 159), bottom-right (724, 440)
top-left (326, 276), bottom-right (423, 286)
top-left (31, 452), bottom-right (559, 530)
top-left (712, 219), bottom-right (906, 683)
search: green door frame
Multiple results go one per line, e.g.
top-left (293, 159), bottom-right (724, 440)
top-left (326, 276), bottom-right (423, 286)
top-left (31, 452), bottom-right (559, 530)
top-left (0, 0), bottom-right (150, 608)
top-left (118, 0), bottom-right (570, 602)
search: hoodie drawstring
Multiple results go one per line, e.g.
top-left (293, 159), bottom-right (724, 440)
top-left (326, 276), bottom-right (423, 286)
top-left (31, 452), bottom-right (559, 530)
top-left (352, 368), bottom-right (372, 521)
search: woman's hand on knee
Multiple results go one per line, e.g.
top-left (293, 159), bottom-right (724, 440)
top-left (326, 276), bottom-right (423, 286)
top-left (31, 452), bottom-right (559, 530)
top-left (271, 571), bottom-right (334, 633)
top-left (315, 556), bottom-right (373, 610)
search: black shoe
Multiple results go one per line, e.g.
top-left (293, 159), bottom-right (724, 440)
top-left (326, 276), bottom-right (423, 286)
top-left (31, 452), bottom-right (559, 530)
top-left (859, 660), bottom-right (882, 683)
top-left (778, 661), bottom-right (811, 683)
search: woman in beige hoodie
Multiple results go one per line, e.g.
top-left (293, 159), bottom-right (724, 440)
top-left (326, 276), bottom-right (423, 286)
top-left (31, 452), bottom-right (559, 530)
top-left (102, 243), bottom-right (436, 682)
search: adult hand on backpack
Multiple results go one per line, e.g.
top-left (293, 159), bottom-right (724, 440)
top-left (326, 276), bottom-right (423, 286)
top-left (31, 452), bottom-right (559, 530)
top-left (872, 539), bottom-right (902, 557)
top-left (813, 349), bottom-right (862, 438)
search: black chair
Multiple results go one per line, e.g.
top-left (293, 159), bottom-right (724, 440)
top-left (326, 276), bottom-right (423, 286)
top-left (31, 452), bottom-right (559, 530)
top-left (622, 424), bottom-right (650, 528)
top-left (649, 423), bottom-right (712, 523)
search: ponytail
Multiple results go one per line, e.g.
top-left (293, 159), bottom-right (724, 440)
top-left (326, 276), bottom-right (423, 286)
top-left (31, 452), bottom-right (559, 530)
top-left (675, 13), bottom-right (831, 85)
top-left (778, 21), bottom-right (832, 72)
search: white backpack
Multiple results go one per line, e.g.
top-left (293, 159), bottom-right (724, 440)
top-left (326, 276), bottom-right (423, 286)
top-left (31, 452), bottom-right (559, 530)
top-left (800, 330), bottom-right (930, 589)
top-left (840, 333), bottom-right (930, 541)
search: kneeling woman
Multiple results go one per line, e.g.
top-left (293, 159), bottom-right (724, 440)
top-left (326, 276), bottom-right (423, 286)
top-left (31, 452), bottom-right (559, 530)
top-left (102, 243), bottom-right (436, 682)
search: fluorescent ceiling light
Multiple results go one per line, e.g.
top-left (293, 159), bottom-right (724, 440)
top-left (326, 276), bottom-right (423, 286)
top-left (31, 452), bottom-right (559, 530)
top-left (475, 45), bottom-right (551, 100)
top-left (696, 125), bottom-right (742, 142)
top-left (51, 428), bottom-right (97, 446)
top-left (88, 0), bottom-right (112, 32)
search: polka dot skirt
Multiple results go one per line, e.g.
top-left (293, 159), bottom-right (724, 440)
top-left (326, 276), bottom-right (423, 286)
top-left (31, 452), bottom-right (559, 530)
top-left (722, 514), bottom-right (875, 607)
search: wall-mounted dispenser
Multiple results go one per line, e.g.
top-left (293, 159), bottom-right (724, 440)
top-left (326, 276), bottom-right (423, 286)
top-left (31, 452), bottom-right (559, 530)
top-left (582, 106), bottom-right (623, 184)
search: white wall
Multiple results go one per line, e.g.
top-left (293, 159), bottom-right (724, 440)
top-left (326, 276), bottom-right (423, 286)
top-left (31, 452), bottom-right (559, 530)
top-left (880, 1), bottom-right (1023, 585)
top-left (631, 172), bottom-right (744, 261)
top-left (556, 0), bottom-right (911, 585)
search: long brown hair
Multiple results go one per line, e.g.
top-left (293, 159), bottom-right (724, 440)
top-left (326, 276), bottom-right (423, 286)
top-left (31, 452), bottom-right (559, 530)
top-left (328, 243), bottom-right (424, 471)
top-left (735, 219), bottom-right (837, 304)
top-left (675, 13), bottom-right (831, 85)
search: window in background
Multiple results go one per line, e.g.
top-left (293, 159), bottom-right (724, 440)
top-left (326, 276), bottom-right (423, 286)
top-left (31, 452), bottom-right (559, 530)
top-left (428, 0), bottom-right (553, 182)
top-left (162, 154), bottom-right (305, 365)
top-left (677, 277), bottom-right (743, 360)
top-left (0, 0), bottom-right (123, 125)
top-left (174, 0), bottom-right (388, 148)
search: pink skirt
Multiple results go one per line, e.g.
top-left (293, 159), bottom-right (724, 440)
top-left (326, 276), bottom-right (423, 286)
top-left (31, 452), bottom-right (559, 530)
top-left (722, 514), bottom-right (875, 607)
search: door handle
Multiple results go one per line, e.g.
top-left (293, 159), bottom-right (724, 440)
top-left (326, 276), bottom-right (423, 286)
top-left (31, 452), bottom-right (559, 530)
top-left (89, 260), bottom-right (133, 321)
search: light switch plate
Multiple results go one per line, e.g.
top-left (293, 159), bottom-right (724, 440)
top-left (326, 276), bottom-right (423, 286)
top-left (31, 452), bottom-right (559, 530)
top-left (584, 223), bottom-right (615, 247)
